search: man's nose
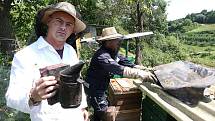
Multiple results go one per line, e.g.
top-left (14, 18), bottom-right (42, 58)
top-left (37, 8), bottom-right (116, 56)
top-left (60, 23), bottom-right (67, 30)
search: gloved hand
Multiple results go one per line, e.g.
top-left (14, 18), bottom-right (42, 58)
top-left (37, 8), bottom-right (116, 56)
top-left (204, 85), bottom-right (215, 99)
top-left (123, 67), bottom-right (157, 83)
top-left (134, 65), bottom-right (155, 72)
top-left (137, 70), bottom-right (157, 83)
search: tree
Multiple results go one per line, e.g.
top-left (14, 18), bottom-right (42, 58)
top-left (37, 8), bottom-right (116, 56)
top-left (206, 11), bottom-right (215, 23)
top-left (7, 0), bottom-right (168, 64)
top-left (0, 0), bottom-right (15, 55)
top-left (0, 0), bottom-right (52, 55)
top-left (194, 14), bottom-right (206, 23)
top-left (10, 0), bottom-right (54, 47)
top-left (105, 0), bottom-right (154, 65)
top-left (117, 0), bottom-right (167, 65)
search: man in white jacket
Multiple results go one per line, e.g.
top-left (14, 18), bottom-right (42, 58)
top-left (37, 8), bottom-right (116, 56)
top-left (5, 2), bottom-right (88, 121)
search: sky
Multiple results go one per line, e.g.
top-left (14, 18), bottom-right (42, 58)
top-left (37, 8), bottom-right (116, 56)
top-left (165, 0), bottom-right (215, 21)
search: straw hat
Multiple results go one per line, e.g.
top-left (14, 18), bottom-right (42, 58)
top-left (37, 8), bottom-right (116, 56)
top-left (41, 2), bottom-right (86, 33)
top-left (97, 27), bottom-right (123, 41)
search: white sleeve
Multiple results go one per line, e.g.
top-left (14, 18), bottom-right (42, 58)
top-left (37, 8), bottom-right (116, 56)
top-left (5, 54), bottom-right (36, 113)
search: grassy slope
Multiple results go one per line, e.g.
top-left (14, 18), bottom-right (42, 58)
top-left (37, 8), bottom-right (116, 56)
top-left (183, 24), bottom-right (215, 67)
top-left (188, 24), bottom-right (215, 33)
top-left (182, 44), bottom-right (215, 67)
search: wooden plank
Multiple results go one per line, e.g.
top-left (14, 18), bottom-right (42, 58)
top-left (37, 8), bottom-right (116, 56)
top-left (115, 108), bottom-right (141, 121)
top-left (110, 79), bottom-right (123, 92)
top-left (108, 78), bottom-right (142, 110)
top-left (134, 80), bottom-right (215, 121)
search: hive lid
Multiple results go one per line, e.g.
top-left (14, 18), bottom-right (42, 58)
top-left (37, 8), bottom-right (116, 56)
top-left (110, 78), bottom-right (140, 93)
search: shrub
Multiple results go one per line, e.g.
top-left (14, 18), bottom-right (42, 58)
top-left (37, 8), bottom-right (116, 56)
top-left (0, 53), bottom-right (30, 121)
top-left (141, 34), bottom-right (187, 67)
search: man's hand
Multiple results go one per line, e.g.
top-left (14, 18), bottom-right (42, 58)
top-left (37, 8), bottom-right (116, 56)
top-left (30, 76), bottom-right (59, 102)
top-left (134, 65), bottom-right (155, 71)
top-left (138, 70), bottom-right (157, 83)
top-left (123, 67), bottom-right (157, 83)
top-left (204, 85), bottom-right (215, 99)
top-left (82, 108), bottom-right (89, 121)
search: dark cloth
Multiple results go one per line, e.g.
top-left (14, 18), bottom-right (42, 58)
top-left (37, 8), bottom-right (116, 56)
top-left (87, 94), bottom-right (108, 121)
top-left (85, 45), bottom-right (135, 121)
top-left (85, 45), bottom-right (135, 96)
top-left (154, 61), bottom-right (215, 105)
top-left (56, 48), bottom-right (64, 59)
top-left (118, 54), bottom-right (135, 67)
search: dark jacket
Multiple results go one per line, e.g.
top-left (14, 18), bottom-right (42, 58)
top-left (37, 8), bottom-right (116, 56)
top-left (85, 45), bottom-right (135, 96)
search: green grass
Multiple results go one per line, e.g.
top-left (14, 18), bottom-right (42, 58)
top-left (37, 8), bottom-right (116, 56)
top-left (180, 24), bottom-right (215, 67)
top-left (0, 65), bottom-right (30, 121)
top-left (187, 24), bottom-right (215, 33)
top-left (182, 44), bottom-right (215, 67)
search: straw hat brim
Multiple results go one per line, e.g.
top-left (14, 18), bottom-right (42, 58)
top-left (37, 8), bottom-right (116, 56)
top-left (42, 8), bottom-right (86, 33)
top-left (97, 33), bottom-right (123, 41)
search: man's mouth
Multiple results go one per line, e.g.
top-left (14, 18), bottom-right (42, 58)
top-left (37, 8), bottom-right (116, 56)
top-left (57, 30), bottom-right (66, 34)
top-left (57, 31), bottom-right (66, 37)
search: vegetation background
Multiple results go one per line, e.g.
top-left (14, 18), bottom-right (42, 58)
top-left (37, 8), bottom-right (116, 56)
top-left (0, 0), bottom-right (215, 120)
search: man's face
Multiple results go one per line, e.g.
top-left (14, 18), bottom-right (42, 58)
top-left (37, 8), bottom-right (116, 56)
top-left (46, 11), bottom-right (75, 42)
top-left (106, 39), bottom-right (122, 52)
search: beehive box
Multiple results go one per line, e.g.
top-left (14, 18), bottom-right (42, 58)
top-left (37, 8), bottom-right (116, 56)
top-left (108, 78), bottom-right (142, 121)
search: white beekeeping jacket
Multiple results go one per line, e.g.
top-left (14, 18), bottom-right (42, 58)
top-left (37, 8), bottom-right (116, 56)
top-left (5, 36), bottom-right (87, 121)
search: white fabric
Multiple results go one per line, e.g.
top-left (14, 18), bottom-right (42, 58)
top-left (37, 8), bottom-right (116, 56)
top-left (5, 36), bottom-right (87, 121)
top-left (123, 67), bottom-right (151, 79)
top-left (123, 67), bottom-right (139, 78)
top-left (134, 65), bottom-right (147, 70)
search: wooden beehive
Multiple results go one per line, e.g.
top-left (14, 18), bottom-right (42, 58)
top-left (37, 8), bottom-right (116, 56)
top-left (108, 78), bottom-right (142, 121)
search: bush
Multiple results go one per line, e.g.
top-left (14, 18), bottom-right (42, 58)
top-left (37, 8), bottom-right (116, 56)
top-left (79, 42), bottom-right (99, 79)
top-left (179, 33), bottom-right (215, 46)
top-left (0, 53), bottom-right (30, 121)
top-left (141, 34), bottom-right (187, 67)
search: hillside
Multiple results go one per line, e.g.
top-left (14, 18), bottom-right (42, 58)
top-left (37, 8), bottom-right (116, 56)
top-left (187, 24), bottom-right (215, 33)
top-left (180, 24), bottom-right (215, 67)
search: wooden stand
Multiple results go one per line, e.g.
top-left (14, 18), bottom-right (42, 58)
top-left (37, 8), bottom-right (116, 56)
top-left (107, 78), bottom-right (142, 121)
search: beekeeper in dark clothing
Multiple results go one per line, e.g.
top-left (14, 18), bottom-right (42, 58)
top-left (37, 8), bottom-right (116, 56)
top-left (85, 27), bottom-right (155, 121)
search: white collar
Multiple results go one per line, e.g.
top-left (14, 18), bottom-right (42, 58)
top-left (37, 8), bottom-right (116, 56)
top-left (37, 36), bottom-right (52, 49)
top-left (36, 36), bottom-right (70, 50)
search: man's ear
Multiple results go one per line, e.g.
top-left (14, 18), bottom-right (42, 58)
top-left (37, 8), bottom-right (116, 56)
top-left (103, 41), bottom-right (108, 45)
top-left (46, 16), bottom-right (52, 26)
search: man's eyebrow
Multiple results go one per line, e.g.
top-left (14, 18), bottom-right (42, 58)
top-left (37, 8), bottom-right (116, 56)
top-left (54, 17), bottom-right (62, 20)
top-left (55, 17), bottom-right (74, 24)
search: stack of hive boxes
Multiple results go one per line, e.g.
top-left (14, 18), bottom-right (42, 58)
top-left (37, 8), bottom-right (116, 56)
top-left (108, 78), bottom-right (142, 121)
